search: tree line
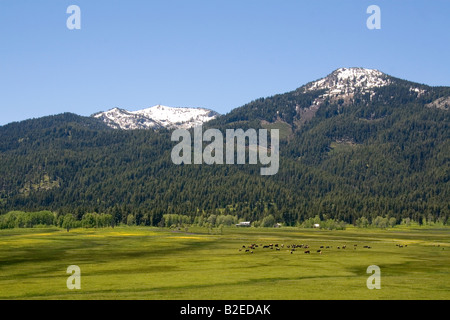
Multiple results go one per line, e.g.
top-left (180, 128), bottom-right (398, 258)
top-left (1, 210), bottom-right (447, 231)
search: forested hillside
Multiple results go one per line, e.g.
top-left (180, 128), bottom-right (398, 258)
top-left (1, 69), bottom-right (449, 226)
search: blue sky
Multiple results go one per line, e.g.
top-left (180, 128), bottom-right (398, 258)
top-left (0, 0), bottom-right (449, 125)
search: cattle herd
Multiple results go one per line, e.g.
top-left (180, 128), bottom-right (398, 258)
top-left (238, 242), bottom-right (340, 254)
top-left (239, 242), bottom-right (410, 254)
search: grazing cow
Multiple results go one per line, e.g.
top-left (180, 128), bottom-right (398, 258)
top-left (317, 250), bottom-right (322, 254)
top-left (337, 246), bottom-right (340, 249)
top-left (320, 246), bottom-right (324, 249)
top-left (304, 250), bottom-right (310, 254)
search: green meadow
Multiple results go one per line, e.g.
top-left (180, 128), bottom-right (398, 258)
top-left (0, 226), bottom-right (448, 300)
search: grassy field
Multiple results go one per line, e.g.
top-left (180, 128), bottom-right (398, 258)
top-left (0, 226), bottom-right (448, 300)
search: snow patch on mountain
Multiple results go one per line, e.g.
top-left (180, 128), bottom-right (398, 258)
top-left (300, 67), bottom-right (392, 111)
top-left (92, 105), bottom-right (219, 130)
top-left (306, 67), bottom-right (391, 95)
top-left (134, 105), bottom-right (218, 129)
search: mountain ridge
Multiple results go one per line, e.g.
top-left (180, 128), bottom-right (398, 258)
top-left (210, 67), bottom-right (448, 130)
top-left (1, 67), bottom-right (446, 130)
top-left (92, 105), bottom-right (219, 130)
top-left (0, 67), bottom-right (448, 226)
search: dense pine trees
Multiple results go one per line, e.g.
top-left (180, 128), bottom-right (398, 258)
top-left (0, 81), bottom-right (449, 226)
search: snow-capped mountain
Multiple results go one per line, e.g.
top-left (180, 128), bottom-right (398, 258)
top-left (305, 67), bottom-right (391, 94)
top-left (301, 67), bottom-right (426, 109)
top-left (92, 105), bottom-right (219, 130)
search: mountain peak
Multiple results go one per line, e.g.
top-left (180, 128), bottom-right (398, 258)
top-left (332, 67), bottom-right (385, 81)
top-left (92, 105), bottom-right (219, 130)
top-left (306, 67), bottom-right (391, 94)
